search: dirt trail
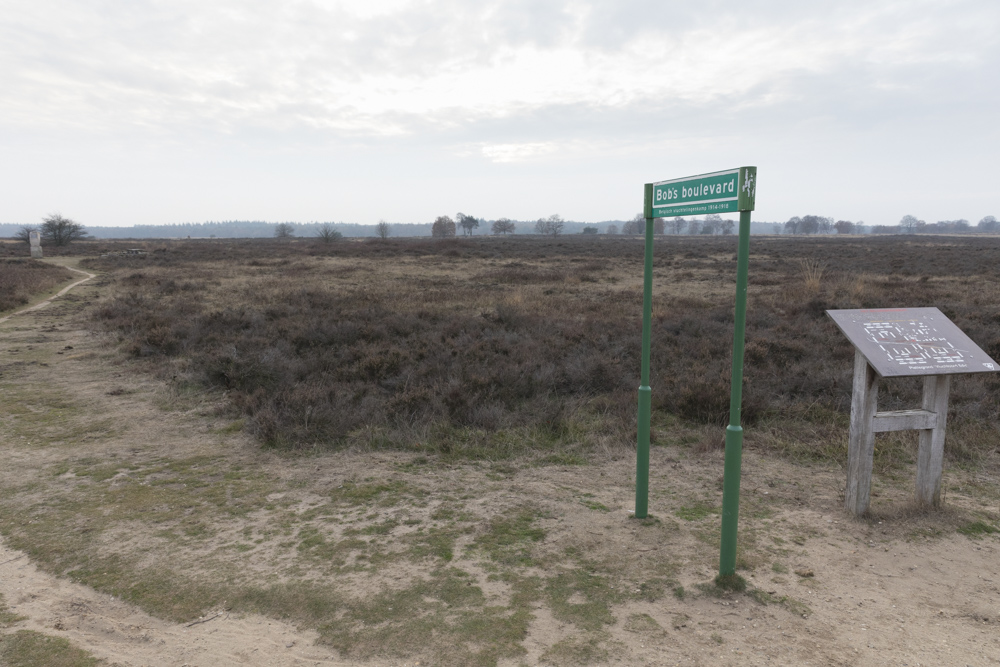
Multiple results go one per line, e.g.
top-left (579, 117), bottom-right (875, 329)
top-left (2, 254), bottom-right (1000, 666)
top-left (0, 259), bottom-right (363, 666)
top-left (0, 260), bottom-right (96, 324)
top-left (0, 539), bottom-right (354, 667)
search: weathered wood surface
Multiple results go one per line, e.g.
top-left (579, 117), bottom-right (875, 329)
top-left (916, 374), bottom-right (950, 507)
top-left (872, 409), bottom-right (938, 433)
top-left (846, 349), bottom-right (879, 516)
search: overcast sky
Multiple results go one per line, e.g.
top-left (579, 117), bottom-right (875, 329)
top-left (2, 0), bottom-right (998, 227)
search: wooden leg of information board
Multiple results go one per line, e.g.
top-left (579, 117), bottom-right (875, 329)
top-left (916, 374), bottom-right (950, 507)
top-left (846, 349), bottom-right (878, 516)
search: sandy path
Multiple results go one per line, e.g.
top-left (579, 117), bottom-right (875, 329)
top-left (0, 260), bottom-right (366, 666)
top-left (0, 262), bottom-right (96, 324)
top-left (2, 254), bottom-right (1000, 666)
top-left (0, 539), bottom-right (357, 667)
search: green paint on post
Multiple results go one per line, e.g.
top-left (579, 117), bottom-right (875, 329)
top-left (719, 166), bottom-right (756, 577)
top-left (635, 183), bottom-right (654, 519)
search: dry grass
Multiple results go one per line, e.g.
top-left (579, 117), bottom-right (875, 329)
top-left (2, 243), bottom-right (999, 666)
top-left (82, 235), bottom-right (1000, 463)
top-left (0, 259), bottom-right (75, 312)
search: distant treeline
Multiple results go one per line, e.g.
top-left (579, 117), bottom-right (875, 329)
top-left (778, 214), bottom-right (999, 235)
top-left (3, 214), bottom-right (994, 240)
top-left (0, 218), bottom-right (779, 239)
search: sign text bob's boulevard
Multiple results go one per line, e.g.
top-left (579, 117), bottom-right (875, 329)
top-left (650, 168), bottom-right (751, 218)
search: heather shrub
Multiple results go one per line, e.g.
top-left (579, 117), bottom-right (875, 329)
top-left (0, 259), bottom-right (74, 311)
top-left (86, 235), bottom-right (1000, 456)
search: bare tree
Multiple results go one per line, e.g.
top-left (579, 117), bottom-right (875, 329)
top-left (491, 218), bottom-right (515, 235)
top-left (432, 216), bottom-right (456, 238)
top-left (15, 225), bottom-right (36, 244)
top-left (535, 214), bottom-right (564, 236)
top-left (274, 223), bottom-right (295, 238)
top-left (653, 218), bottom-right (665, 235)
top-left (702, 213), bottom-right (723, 235)
top-left (720, 219), bottom-right (735, 235)
top-left (605, 224), bottom-right (619, 235)
top-left (457, 213), bottom-right (480, 236)
top-left (793, 214), bottom-right (832, 234)
top-left (40, 214), bottom-right (87, 246)
top-left (667, 217), bottom-right (686, 235)
top-left (978, 215), bottom-right (998, 233)
top-left (784, 216), bottom-right (801, 234)
top-left (315, 223), bottom-right (342, 243)
top-left (621, 214), bottom-right (644, 235)
top-left (899, 214), bottom-right (922, 234)
top-left (375, 220), bottom-right (391, 240)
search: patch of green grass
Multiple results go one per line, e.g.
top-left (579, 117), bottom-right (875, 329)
top-left (630, 515), bottom-right (662, 527)
top-left (354, 519), bottom-right (399, 536)
top-left (673, 585), bottom-right (686, 600)
top-left (330, 479), bottom-right (416, 507)
top-left (772, 562), bottom-right (789, 574)
top-left (0, 593), bottom-right (27, 628)
top-left (404, 525), bottom-right (469, 563)
top-left (76, 463), bottom-right (129, 482)
top-left (296, 526), bottom-right (367, 567)
top-left (580, 499), bottom-right (610, 512)
top-left (958, 520), bottom-right (999, 539)
top-left (635, 577), bottom-right (674, 603)
top-left (395, 455), bottom-right (430, 471)
top-left (323, 567), bottom-right (533, 666)
top-left (545, 569), bottom-right (619, 631)
top-left (535, 452), bottom-right (588, 466)
top-left (714, 573), bottom-right (747, 592)
top-left (0, 382), bottom-right (99, 445)
top-left (472, 508), bottom-right (545, 567)
top-left (676, 501), bottom-right (719, 521)
top-left (623, 613), bottom-right (663, 634)
top-left (430, 505), bottom-right (458, 521)
top-left (0, 630), bottom-right (101, 667)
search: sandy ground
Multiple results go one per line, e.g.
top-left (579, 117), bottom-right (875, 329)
top-left (0, 539), bottom-right (354, 667)
top-left (1, 257), bottom-right (999, 666)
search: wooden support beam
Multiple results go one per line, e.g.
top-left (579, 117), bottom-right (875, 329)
top-left (846, 349), bottom-right (879, 516)
top-left (916, 374), bottom-right (950, 507)
top-left (872, 409), bottom-right (938, 433)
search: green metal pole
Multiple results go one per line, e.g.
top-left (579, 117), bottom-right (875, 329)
top-left (635, 187), bottom-right (654, 519)
top-left (719, 209), bottom-right (752, 576)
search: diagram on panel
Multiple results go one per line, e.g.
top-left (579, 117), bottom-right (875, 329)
top-left (862, 319), bottom-right (968, 369)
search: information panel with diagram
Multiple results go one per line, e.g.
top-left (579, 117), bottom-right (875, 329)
top-left (827, 307), bottom-right (999, 377)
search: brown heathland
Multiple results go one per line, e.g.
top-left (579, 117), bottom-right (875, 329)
top-left (0, 236), bottom-right (997, 666)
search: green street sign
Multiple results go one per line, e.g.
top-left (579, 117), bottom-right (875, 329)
top-left (637, 165), bottom-right (758, 584)
top-left (646, 167), bottom-right (756, 218)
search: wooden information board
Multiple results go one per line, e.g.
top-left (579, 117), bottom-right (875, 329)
top-left (827, 307), bottom-right (999, 515)
top-left (827, 307), bottom-right (998, 377)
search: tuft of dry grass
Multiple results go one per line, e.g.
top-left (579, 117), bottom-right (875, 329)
top-left (799, 258), bottom-right (826, 294)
